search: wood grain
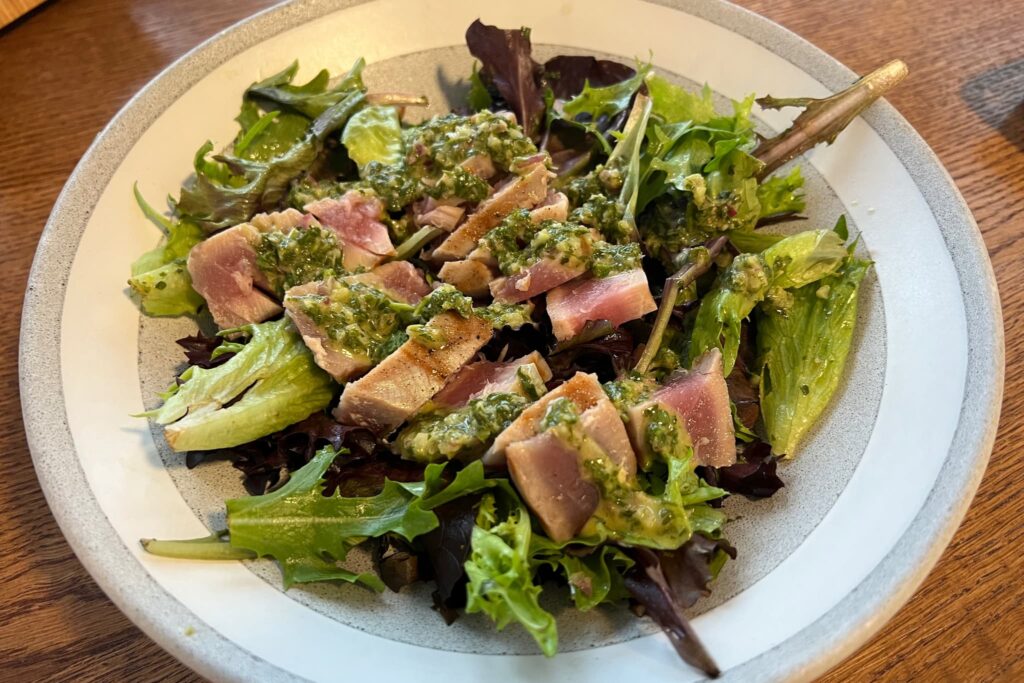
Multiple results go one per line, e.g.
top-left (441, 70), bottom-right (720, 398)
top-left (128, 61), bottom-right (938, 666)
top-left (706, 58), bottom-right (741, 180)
top-left (0, 0), bottom-right (1020, 680)
top-left (0, 0), bottom-right (46, 28)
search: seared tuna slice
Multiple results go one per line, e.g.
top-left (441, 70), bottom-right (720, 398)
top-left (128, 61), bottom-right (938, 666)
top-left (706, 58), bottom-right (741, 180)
top-left (416, 203), bottom-right (465, 231)
top-left (249, 208), bottom-right (309, 232)
top-left (437, 259), bottom-right (498, 298)
top-left (460, 154), bottom-right (496, 180)
top-left (580, 397), bottom-right (637, 474)
top-left (628, 348), bottom-right (736, 467)
top-left (490, 258), bottom-right (587, 304)
top-left (506, 390), bottom-right (638, 541)
top-left (334, 312), bottom-right (493, 433)
top-left (305, 192), bottom-right (396, 270)
top-left (345, 261), bottom-right (430, 304)
top-left (283, 280), bottom-right (372, 382)
top-left (546, 268), bottom-right (657, 341)
top-left (186, 222), bottom-right (281, 329)
top-left (432, 163), bottom-right (551, 261)
top-left (529, 191), bottom-right (569, 223)
top-left (283, 263), bottom-right (430, 382)
top-left (483, 372), bottom-right (607, 466)
top-left (432, 351), bottom-right (552, 409)
top-left (506, 431), bottom-right (600, 542)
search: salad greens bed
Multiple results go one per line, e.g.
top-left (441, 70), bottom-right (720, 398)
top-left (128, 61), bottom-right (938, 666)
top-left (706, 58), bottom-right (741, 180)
top-left (134, 20), bottom-right (905, 676)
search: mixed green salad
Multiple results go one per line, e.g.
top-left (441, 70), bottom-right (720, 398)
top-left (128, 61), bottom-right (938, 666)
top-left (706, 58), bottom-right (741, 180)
top-left (135, 20), bottom-right (905, 676)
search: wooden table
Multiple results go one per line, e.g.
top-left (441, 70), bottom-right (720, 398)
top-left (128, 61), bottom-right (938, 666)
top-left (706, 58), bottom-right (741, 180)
top-left (1, 0), bottom-right (1020, 680)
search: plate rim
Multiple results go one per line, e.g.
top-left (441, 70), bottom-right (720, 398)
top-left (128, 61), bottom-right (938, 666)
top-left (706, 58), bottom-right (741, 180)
top-left (18, 0), bottom-right (1004, 681)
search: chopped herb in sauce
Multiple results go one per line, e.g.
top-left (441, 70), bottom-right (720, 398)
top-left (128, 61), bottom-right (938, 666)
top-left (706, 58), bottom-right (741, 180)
top-left (405, 110), bottom-right (537, 175)
top-left (570, 193), bottom-right (632, 244)
top-left (603, 376), bottom-right (656, 420)
top-left (396, 392), bottom-right (529, 462)
top-left (590, 242), bottom-right (643, 278)
top-left (288, 280), bottom-right (411, 362)
top-left (483, 210), bottom-right (596, 276)
top-left (536, 399), bottom-right (724, 548)
top-left (425, 165), bottom-right (490, 203)
top-left (255, 225), bottom-right (346, 296)
top-left (413, 284), bottom-right (535, 330)
top-left (413, 284), bottom-right (476, 320)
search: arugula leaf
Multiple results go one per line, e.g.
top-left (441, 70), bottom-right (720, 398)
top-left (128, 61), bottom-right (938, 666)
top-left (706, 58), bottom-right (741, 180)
top-left (143, 319), bottom-right (335, 451)
top-left (757, 257), bottom-right (871, 456)
top-left (227, 447), bottom-right (419, 590)
top-left (129, 185), bottom-right (203, 274)
top-left (636, 92), bottom-right (764, 263)
top-left (757, 167), bottom-right (806, 218)
top-left (465, 487), bottom-right (558, 656)
top-left (689, 230), bottom-right (847, 374)
top-left (646, 132), bottom-right (711, 196)
top-left (128, 185), bottom-right (204, 316)
top-left (144, 451), bottom-right (497, 592)
top-left (341, 105), bottom-right (404, 170)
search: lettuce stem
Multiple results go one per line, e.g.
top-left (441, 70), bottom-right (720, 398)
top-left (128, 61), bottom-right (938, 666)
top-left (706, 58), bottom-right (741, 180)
top-left (635, 236), bottom-right (727, 375)
top-left (755, 60), bottom-right (908, 177)
top-left (141, 531), bottom-right (257, 561)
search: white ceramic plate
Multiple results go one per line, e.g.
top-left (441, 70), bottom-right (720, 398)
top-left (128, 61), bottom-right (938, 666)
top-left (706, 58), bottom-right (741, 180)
top-left (20, 1), bottom-right (1003, 681)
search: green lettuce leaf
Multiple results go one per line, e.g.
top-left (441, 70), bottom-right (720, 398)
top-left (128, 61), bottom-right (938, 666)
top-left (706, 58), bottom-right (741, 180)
top-left (342, 105), bottom-right (404, 170)
top-left (535, 544), bottom-right (634, 612)
top-left (636, 95), bottom-right (763, 262)
top-left (690, 230), bottom-right (847, 373)
top-left (465, 487), bottom-right (558, 656)
top-left (560, 65), bottom-right (650, 153)
top-left (227, 452), bottom-right (494, 589)
top-left (764, 228), bottom-right (848, 289)
top-left (757, 257), bottom-right (871, 457)
top-left (233, 107), bottom-right (311, 163)
top-left (128, 259), bottom-right (204, 317)
top-left (245, 59), bottom-right (366, 119)
top-left (726, 229), bottom-right (784, 252)
top-left (178, 91), bottom-right (366, 231)
top-left (757, 167), bottom-right (806, 218)
top-left (143, 319), bottom-right (334, 451)
top-left (128, 185), bottom-right (205, 316)
top-left (647, 75), bottom-right (716, 125)
top-left (466, 61), bottom-right (493, 112)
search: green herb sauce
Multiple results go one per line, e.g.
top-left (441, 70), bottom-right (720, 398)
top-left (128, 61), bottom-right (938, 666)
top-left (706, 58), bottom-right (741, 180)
top-left (570, 193), bottom-right (632, 244)
top-left (485, 213), bottom-right (596, 277)
top-left (290, 280), bottom-right (411, 362)
top-left (590, 242), bottom-right (643, 278)
top-left (255, 225), bottom-right (346, 297)
top-left (602, 377), bottom-right (656, 420)
top-left (405, 111), bottom-right (537, 175)
top-left (426, 165), bottom-right (490, 203)
top-left (396, 392), bottom-right (529, 463)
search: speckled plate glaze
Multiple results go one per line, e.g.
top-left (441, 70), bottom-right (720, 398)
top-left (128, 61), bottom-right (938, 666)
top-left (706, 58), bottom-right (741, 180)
top-left (20, 1), bottom-right (1003, 681)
